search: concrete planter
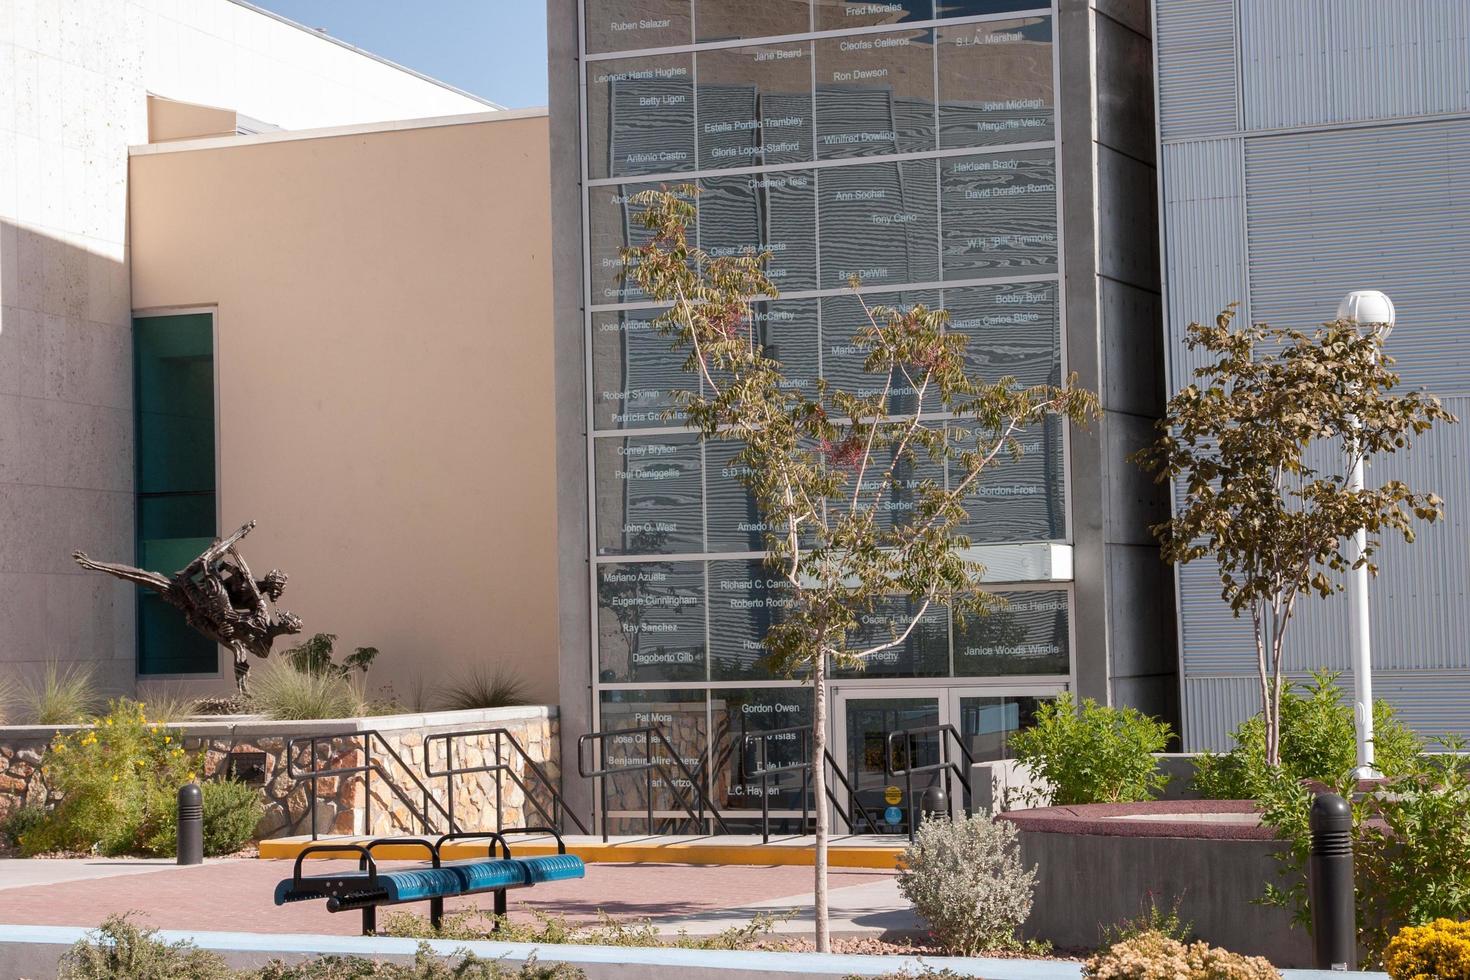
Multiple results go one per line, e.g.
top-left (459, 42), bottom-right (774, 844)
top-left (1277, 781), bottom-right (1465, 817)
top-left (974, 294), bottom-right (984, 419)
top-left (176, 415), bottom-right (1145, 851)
top-left (998, 801), bottom-right (1310, 967)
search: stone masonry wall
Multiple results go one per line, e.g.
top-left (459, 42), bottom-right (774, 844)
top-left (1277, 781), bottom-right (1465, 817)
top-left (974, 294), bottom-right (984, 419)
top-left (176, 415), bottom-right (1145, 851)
top-left (0, 706), bottom-right (559, 841)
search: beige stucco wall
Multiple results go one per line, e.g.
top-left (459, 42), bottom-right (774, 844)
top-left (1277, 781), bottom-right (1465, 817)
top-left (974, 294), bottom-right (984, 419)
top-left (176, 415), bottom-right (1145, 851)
top-left (127, 112), bottom-right (559, 706)
top-left (146, 95), bottom-right (239, 143)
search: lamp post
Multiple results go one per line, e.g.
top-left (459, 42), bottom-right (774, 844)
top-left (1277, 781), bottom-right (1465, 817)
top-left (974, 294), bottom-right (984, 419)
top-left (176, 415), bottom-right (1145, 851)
top-left (1335, 289), bottom-right (1395, 781)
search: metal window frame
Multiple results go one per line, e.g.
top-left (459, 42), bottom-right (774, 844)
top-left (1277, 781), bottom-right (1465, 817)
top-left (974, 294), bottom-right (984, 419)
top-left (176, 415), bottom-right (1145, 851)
top-left (576, 0), bottom-right (1071, 828)
top-left (129, 304), bottom-right (225, 681)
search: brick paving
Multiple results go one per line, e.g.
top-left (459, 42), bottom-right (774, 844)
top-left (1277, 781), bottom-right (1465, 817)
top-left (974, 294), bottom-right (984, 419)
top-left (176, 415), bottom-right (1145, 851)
top-left (0, 859), bottom-right (894, 936)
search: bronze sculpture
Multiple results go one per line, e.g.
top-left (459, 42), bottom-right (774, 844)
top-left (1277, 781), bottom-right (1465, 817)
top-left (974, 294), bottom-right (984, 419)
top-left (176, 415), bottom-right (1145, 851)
top-left (73, 520), bottom-right (302, 691)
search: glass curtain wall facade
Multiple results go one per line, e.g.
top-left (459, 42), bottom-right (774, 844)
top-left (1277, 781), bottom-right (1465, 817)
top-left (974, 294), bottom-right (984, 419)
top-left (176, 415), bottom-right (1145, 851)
top-left (578, 0), bottom-right (1072, 830)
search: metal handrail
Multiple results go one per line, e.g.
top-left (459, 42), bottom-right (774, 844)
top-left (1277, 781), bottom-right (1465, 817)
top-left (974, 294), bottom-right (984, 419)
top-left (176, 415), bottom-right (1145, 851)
top-left (885, 723), bottom-right (976, 840)
top-left (423, 727), bottom-right (590, 836)
top-left (739, 726), bottom-right (884, 843)
top-left (286, 731), bottom-right (460, 840)
top-left (578, 724), bottom-right (731, 841)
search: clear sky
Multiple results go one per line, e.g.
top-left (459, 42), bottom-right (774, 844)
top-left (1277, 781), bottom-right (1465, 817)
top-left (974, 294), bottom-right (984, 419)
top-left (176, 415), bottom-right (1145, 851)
top-left (249, 1), bottom-right (548, 109)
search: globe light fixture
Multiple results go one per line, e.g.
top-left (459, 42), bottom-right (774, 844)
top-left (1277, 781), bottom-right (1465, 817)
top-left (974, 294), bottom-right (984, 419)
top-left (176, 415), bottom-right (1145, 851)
top-left (1336, 289), bottom-right (1395, 781)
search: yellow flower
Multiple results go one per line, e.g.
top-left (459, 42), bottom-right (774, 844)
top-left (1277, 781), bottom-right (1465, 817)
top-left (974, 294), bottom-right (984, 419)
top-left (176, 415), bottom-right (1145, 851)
top-left (163, 736), bottom-right (171, 744)
top-left (187, 772), bottom-right (197, 782)
top-left (112, 774), bottom-right (119, 782)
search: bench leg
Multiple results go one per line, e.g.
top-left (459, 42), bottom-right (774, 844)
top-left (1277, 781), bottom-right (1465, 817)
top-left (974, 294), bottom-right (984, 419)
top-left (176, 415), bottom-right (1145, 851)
top-left (362, 906), bottom-right (377, 936)
top-left (430, 897), bottom-right (444, 931)
top-left (494, 888), bottom-right (506, 930)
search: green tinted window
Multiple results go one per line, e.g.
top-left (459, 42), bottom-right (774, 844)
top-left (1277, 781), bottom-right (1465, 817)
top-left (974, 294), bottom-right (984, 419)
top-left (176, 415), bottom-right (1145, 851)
top-left (134, 313), bottom-right (217, 675)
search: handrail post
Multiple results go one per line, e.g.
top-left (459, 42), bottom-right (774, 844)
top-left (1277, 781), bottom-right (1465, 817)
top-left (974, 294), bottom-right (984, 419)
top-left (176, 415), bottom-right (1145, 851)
top-left (905, 735), bottom-right (915, 841)
top-left (645, 729), bottom-right (655, 835)
top-left (801, 729), bottom-right (810, 836)
top-left (445, 737), bottom-right (455, 833)
top-left (362, 735), bottom-right (371, 837)
top-left (309, 736), bottom-right (319, 840)
top-left (759, 738), bottom-right (770, 845)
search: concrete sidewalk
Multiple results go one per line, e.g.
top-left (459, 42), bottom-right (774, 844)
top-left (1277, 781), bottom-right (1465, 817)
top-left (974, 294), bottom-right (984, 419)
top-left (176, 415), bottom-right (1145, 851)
top-left (649, 875), bottom-right (923, 938)
top-left (0, 858), bottom-right (183, 891)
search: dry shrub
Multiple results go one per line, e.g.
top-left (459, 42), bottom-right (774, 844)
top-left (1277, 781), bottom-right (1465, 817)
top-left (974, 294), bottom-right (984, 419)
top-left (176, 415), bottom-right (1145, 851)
top-left (1085, 931), bottom-right (1278, 980)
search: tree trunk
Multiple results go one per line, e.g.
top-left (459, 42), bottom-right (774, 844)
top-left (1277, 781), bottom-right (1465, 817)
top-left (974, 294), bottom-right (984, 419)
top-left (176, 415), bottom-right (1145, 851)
top-left (811, 651), bottom-right (830, 952)
top-left (1258, 605), bottom-right (1280, 769)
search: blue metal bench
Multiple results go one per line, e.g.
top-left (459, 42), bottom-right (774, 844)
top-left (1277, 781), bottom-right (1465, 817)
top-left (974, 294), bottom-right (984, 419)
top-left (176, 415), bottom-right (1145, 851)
top-left (273, 828), bottom-right (585, 934)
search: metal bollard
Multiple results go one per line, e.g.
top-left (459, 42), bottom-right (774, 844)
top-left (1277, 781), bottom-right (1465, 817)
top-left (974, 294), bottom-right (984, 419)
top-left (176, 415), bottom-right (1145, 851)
top-left (1307, 792), bottom-right (1355, 971)
top-left (919, 784), bottom-right (948, 822)
top-left (177, 782), bottom-right (203, 866)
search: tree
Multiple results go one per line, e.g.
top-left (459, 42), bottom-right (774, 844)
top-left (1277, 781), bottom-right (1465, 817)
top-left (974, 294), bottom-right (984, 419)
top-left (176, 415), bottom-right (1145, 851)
top-left (1135, 306), bottom-right (1455, 768)
top-left (621, 187), bottom-right (1099, 950)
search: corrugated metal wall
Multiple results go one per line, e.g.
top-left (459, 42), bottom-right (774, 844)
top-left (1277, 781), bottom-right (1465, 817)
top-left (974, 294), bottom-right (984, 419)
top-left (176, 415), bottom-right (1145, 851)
top-left (1156, 0), bottom-right (1239, 140)
top-left (1158, 0), bottom-right (1470, 748)
top-left (1240, 0), bottom-right (1470, 131)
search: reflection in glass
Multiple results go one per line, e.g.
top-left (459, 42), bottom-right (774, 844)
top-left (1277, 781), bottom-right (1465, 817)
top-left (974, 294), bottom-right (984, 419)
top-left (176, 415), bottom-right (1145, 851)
top-left (708, 559), bottom-right (797, 680)
top-left (697, 0), bottom-right (811, 42)
top-left (950, 416), bottom-right (1065, 542)
top-left (597, 688), bottom-right (707, 830)
top-left (815, 0), bottom-right (931, 30)
top-left (843, 696), bottom-right (940, 834)
top-left (596, 562), bottom-right (706, 682)
top-left (815, 29), bottom-right (935, 159)
top-left (818, 160), bottom-right (939, 288)
top-left (940, 149), bottom-right (1058, 280)
top-left (937, 18), bottom-right (1054, 150)
top-left (953, 589), bottom-right (1068, 676)
top-left (594, 434), bottom-right (703, 555)
top-left (942, 282), bottom-right (1060, 388)
top-left (699, 172), bottom-right (817, 290)
top-left (584, 0), bottom-right (692, 55)
top-left (836, 596), bottom-right (949, 677)
top-left (588, 181), bottom-right (696, 305)
top-left (591, 308), bottom-right (696, 430)
top-left (958, 695), bottom-right (1050, 760)
top-left (712, 687), bottom-right (813, 815)
top-left (936, 0), bottom-right (1050, 18)
top-left (696, 42), bottom-right (813, 169)
top-left (819, 290), bottom-right (940, 415)
top-left (586, 53), bottom-right (695, 181)
top-left (704, 440), bottom-right (766, 553)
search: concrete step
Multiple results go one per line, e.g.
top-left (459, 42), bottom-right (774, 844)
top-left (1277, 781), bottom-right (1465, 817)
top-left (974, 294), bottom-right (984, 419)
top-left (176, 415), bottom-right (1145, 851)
top-left (258, 833), bottom-right (906, 869)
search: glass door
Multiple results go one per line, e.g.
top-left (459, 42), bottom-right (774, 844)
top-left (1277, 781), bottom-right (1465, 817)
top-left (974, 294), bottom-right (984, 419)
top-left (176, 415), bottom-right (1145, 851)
top-left (834, 690), bottom-right (943, 836)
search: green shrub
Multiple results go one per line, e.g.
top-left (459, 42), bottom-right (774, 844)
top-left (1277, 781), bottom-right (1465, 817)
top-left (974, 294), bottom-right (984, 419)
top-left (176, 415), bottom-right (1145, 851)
top-left (247, 658), bottom-right (364, 721)
top-left (283, 633), bottom-right (379, 679)
top-left (0, 804), bottom-right (47, 846)
top-left (23, 699), bottom-right (195, 856)
top-left (1192, 671), bottom-right (1422, 800)
top-left (20, 661), bottom-right (101, 725)
top-left (56, 914), bottom-right (238, 979)
top-left (1258, 743), bottom-right (1470, 965)
top-left (435, 666), bottom-right (529, 712)
top-left (383, 907), bottom-right (782, 952)
top-left (1100, 894), bottom-right (1195, 949)
top-left (57, 918), bottom-right (581, 980)
top-left (202, 779), bottom-right (263, 855)
top-left (896, 813), bottom-right (1036, 956)
top-left (1007, 693), bottom-right (1173, 805)
top-left (257, 948), bottom-right (583, 979)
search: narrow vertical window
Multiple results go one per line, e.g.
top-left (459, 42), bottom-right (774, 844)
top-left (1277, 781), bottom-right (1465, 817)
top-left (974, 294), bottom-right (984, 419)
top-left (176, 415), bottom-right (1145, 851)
top-left (133, 312), bottom-right (217, 675)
